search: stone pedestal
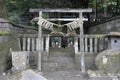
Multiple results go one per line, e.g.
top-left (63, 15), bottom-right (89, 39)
top-left (75, 53), bottom-right (81, 70)
top-left (81, 72), bottom-right (89, 79)
top-left (12, 51), bottom-right (29, 72)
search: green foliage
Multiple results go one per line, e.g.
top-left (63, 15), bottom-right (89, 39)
top-left (49, 0), bottom-right (72, 8)
top-left (3, 0), bottom-right (120, 26)
top-left (89, 0), bottom-right (120, 16)
top-left (5, 0), bottom-right (40, 13)
top-left (39, 0), bottom-right (73, 8)
top-left (0, 0), bottom-right (5, 18)
top-left (5, 0), bottom-right (40, 23)
top-left (89, 0), bottom-right (96, 7)
top-left (4, 0), bottom-right (76, 26)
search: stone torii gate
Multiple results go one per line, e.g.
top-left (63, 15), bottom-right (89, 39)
top-left (30, 8), bottom-right (92, 73)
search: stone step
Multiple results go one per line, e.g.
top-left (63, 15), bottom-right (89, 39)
top-left (49, 47), bottom-right (75, 57)
top-left (50, 47), bottom-right (74, 53)
top-left (49, 47), bottom-right (75, 52)
top-left (49, 52), bottom-right (74, 57)
top-left (48, 56), bottom-right (75, 64)
top-left (42, 62), bottom-right (76, 72)
top-left (42, 47), bottom-right (76, 72)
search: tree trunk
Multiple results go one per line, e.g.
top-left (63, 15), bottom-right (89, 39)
top-left (0, 0), bottom-right (5, 18)
top-left (103, 0), bottom-right (107, 17)
top-left (116, 0), bottom-right (119, 15)
top-left (94, 0), bottom-right (97, 21)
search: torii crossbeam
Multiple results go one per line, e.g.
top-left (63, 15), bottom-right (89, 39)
top-left (30, 8), bottom-right (92, 13)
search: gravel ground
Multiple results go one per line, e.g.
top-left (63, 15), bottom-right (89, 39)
top-left (43, 70), bottom-right (82, 80)
top-left (0, 73), bottom-right (21, 80)
top-left (0, 70), bottom-right (120, 80)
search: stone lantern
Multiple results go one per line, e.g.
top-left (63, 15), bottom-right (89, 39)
top-left (104, 32), bottom-right (120, 50)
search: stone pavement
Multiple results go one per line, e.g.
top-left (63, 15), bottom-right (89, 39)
top-left (43, 70), bottom-right (120, 80)
top-left (21, 70), bottom-right (47, 80)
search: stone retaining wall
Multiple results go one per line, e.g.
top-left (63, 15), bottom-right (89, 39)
top-left (0, 35), bottom-right (20, 74)
top-left (75, 53), bottom-right (97, 70)
top-left (88, 17), bottom-right (120, 34)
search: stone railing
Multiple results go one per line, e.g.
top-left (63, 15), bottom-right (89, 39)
top-left (74, 34), bottom-right (105, 70)
top-left (74, 34), bottom-right (105, 54)
top-left (18, 34), bottom-right (49, 53)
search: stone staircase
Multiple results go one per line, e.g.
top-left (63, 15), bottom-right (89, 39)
top-left (42, 47), bottom-right (76, 72)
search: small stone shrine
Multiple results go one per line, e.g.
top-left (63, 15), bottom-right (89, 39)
top-left (104, 32), bottom-right (120, 50)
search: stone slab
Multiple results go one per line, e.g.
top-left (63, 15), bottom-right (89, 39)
top-left (21, 70), bottom-right (48, 80)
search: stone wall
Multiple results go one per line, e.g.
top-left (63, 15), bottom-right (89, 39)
top-left (0, 34), bottom-right (20, 74)
top-left (0, 18), bottom-right (37, 34)
top-left (87, 16), bottom-right (120, 34)
top-left (0, 18), bottom-right (37, 74)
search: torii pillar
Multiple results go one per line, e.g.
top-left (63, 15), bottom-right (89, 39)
top-left (79, 12), bottom-right (85, 73)
top-left (38, 11), bottom-right (42, 70)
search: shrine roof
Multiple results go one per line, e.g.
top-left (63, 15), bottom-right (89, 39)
top-left (106, 32), bottom-right (120, 37)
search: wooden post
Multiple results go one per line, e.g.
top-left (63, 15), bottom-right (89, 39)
top-left (23, 37), bottom-right (26, 51)
top-left (18, 38), bottom-right (21, 50)
top-left (90, 38), bottom-right (93, 52)
top-left (99, 37), bottom-right (104, 52)
top-left (32, 38), bottom-right (35, 51)
top-left (79, 12), bottom-right (86, 73)
top-left (36, 38), bottom-right (38, 51)
top-left (59, 37), bottom-right (61, 48)
top-left (46, 35), bottom-right (50, 53)
top-left (74, 37), bottom-right (78, 53)
top-left (94, 38), bottom-right (98, 52)
top-left (42, 37), bottom-right (44, 51)
top-left (38, 11), bottom-right (42, 71)
top-left (84, 38), bottom-right (88, 52)
top-left (27, 38), bottom-right (30, 51)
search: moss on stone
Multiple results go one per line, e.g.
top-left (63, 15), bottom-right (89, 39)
top-left (0, 30), bottom-right (10, 35)
top-left (96, 58), bottom-right (106, 70)
top-left (109, 54), bottom-right (120, 65)
top-left (96, 50), bottom-right (120, 73)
